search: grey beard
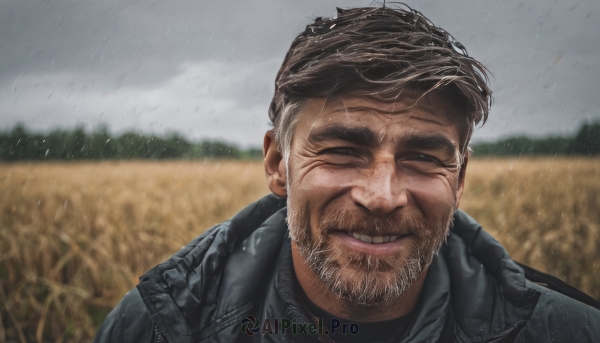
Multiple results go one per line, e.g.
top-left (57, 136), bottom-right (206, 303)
top-left (303, 238), bottom-right (426, 306)
top-left (287, 194), bottom-right (453, 307)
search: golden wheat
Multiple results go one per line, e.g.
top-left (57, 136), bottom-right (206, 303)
top-left (461, 158), bottom-right (600, 297)
top-left (0, 160), bottom-right (270, 343)
top-left (0, 158), bottom-right (598, 342)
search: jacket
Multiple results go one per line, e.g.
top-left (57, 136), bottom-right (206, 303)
top-left (94, 194), bottom-right (600, 343)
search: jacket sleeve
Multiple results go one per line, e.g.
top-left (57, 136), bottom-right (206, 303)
top-left (515, 280), bottom-right (600, 342)
top-left (93, 287), bottom-right (158, 343)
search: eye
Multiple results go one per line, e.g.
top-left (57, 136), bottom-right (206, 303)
top-left (324, 147), bottom-right (358, 156)
top-left (319, 147), bottom-right (365, 165)
top-left (399, 153), bottom-right (443, 172)
top-left (409, 154), bottom-right (440, 164)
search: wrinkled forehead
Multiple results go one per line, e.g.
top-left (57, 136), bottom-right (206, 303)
top-left (298, 88), bottom-right (466, 131)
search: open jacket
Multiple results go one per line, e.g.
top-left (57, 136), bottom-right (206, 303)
top-left (94, 195), bottom-right (600, 343)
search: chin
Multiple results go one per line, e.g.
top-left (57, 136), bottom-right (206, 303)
top-left (286, 191), bottom-right (453, 307)
top-left (296, 234), bottom-right (430, 306)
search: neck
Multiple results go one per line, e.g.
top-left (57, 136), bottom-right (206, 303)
top-left (291, 241), bottom-right (428, 322)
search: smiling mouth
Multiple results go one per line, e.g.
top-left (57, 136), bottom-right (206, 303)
top-left (346, 232), bottom-right (402, 244)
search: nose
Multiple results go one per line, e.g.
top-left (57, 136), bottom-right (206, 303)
top-left (350, 157), bottom-right (408, 216)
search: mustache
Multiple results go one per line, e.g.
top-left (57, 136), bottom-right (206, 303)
top-left (318, 208), bottom-right (427, 237)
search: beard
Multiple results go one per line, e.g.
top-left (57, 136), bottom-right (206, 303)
top-left (287, 192), bottom-right (454, 307)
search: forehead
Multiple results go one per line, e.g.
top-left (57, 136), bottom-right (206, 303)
top-left (293, 90), bottom-right (463, 145)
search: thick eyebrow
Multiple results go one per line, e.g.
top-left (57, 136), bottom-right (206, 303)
top-left (402, 134), bottom-right (457, 157)
top-left (307, 125), bottom-right (457, 157)
top-left (308, 125), bottom-right (376, 147)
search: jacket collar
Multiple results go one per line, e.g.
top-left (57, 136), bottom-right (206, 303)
top-left (446, 211), bottom-right (541, 342)
top-left (136, 195), bottom-right (287, 343)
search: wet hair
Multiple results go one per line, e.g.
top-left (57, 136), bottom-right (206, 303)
top-left (269, 5), bottom-right (492, 165)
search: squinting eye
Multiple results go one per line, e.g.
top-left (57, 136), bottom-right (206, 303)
top-left (400, 154), bottom-right (442, 170)
top-left (320, 147), bottom-right (364, 165)
top-left (326, 148), bottom-right (357, 156)
top-left (411, 154), bottom-right (438, 163)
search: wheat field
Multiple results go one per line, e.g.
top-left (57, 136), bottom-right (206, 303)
top-left (0, 158), bottom-right (599, 343)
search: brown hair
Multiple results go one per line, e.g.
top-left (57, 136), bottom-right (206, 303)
top-left (269, 5), bottom-right (492, 161)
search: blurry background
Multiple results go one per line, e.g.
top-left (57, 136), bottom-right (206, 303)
top-left (1, 0), bottom-right (599, 145)
top-left (0, 0), bottom-right (599, 342)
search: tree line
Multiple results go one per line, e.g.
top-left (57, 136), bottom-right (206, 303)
top-left (0, 125), bottom-right (262, 161)
top-left (0, 121), bottom-right (599, 161)
top-left (470, 122), bottom-right (600, 157)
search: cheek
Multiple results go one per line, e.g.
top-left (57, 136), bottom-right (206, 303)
top-left (293, 167), bottom-right (358, 195)
top-left (291, 168), bottom-right (360, 236)
top-left (406, 173), bottom-right (458, 214)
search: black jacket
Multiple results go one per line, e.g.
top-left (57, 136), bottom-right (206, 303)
top-left (94, 195), bottom-right (600, 343)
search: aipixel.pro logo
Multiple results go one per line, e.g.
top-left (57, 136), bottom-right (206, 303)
top-left (240, 315), bottom-right (359, 336)
top-left (241, 315), bottom-right (261, 335)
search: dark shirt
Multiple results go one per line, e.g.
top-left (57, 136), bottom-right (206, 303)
top-left (302, 295), bottom-right (417, 343)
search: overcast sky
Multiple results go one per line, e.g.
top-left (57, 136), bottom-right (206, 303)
top-left (1, 0), bottom-right (598, 147)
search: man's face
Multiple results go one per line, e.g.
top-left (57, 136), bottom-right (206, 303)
top-left (285, 90), bottom-right (466, 306)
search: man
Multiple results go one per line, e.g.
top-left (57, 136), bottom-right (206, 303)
top-left (94, 6), bottom-right (600, 343)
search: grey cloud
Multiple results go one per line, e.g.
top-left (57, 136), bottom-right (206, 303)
top-left (0, 0), bottom-right (598, 146)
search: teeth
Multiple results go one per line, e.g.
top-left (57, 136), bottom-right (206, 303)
top-left (359, 234), bottom-right (372, 243)
top-left (349, 233), bottom-right (397, 244)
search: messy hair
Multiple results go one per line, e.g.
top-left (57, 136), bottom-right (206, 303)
top-left (269, 5), bottom-right (492, 166)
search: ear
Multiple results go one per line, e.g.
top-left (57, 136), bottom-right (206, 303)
top-left (263, 131), bottom-right (287, 197)
top-left (454, 153), bottom-right (469, 209)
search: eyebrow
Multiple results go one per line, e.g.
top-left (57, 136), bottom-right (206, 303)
top-left (308, 125), bottom-right (376, 147)
top-left (307, 125), bottom-right (457, 157)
